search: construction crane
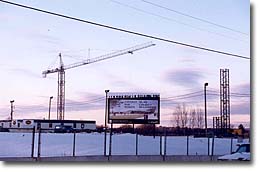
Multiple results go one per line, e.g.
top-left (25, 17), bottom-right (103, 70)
top-left (42, 42), bottom-right (155, 120)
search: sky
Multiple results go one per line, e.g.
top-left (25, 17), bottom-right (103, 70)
top-left (0, 0), bottom-right (250, 128)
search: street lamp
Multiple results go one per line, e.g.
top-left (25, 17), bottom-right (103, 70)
top-left (204, 83), bottom-right (208, 137)
top-left (10, 100), bottom-right (14, 121)
top-left (48, 96), bottom-right (53, 120)
top-left (104, 90), bottom-right (109, 156)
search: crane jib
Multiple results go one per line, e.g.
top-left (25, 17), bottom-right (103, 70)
top-left (42, 42), bottom-right (155, 76)
top-left (42, 42), bottom-right (155, 120)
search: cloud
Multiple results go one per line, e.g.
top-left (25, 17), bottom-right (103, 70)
top-left (73, 91), bottom-right (104, 100)
top-left (178, 56), bottom-right (196, 64)
top-left (65, 95), bottom-right (105, 112)
top-left (98, 69), bottom-right (150, 92)
top-left (231, 102), bottom-right (250, 115)
top-left (27, 32), bottom-right (62, 46)
top-left (16, 105), bottom-right (48, 112)
top-left (9, 68), bottom-right (42, 79)
top-left (232, 83), bottom-right (250, 94)
top-left (164, 68), bottom-right (204, 88)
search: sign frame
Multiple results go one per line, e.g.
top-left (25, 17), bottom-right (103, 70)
top-left (107, 93), bottom-right (160, 124)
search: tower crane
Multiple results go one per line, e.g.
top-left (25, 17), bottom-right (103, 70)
top-left (42, 42), bottom-right (155, 120)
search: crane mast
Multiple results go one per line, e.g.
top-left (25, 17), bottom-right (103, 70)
top-left (57, 53), bottom-right (65, 120)
top-left (42, 42), bottom-right (155, 120)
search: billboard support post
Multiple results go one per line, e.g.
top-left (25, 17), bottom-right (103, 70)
top-left (109, 123), bottom-right (113, 156)
top-left (104, 90), bottom-right (109, 156)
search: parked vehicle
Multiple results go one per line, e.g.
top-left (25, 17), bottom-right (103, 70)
top-left (218, 143), bottom-right (250, 161)
top-left (54, 125), bottom-right (74, 133)
top-left (0, 126), bottom-right (9, 132)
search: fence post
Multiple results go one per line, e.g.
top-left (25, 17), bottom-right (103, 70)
top-left (187, 135), bottom-right (189, 156)
top-left (163, 130), bottom-right (167, 161)
top-left (230, 137), bottom-right (233, 154)
top-left (207, 136), bottom-right (210, 156)
top-left (72, 132), bottom-right (76, 157)
top-left (37, 128), bottom-right (41, 159)
top-left (160, 135), bottom-right (162, 156)
top-left (211, 134), bottom-right (215, 158)
top-left (31, 126), bottom-right (35, 158)
top-left (135, 133), bottom-right (138, 156)
top-left (109, 123), bottom-right (113, 156)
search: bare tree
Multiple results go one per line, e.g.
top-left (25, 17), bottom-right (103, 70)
top-left (173, 104), bottom-right (181, 127)
top-left (173, 104), bottom-right (189, 128)
top-left (196, 107), bottom-right (204, 129)
top-left (189, 108), bottom-right (196, 129)
top-left (180, 103), bottom-right (188, 128)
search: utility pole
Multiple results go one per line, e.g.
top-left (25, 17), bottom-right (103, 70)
top-left (10, 100), bottom-right (14, 121)
top-left (104, 90), bottom-right (109, 156)
top-left (48, 96), bottom-right (53, 120)
top-left (204, 83), bottom-right (208, 137)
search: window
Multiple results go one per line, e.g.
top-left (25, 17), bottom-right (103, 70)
top-left (237, 145), bottom-right (250, 153)
top-left (81, 123), bottom-right (84, 129)
top-left (37, 123), bottom-right (41, 130)
top-left (73, 123), bottom-right (76, 128)
top-left (18, 123), bottom-right (20, 128)
top-left (49, 123), bottom-right (53, 128)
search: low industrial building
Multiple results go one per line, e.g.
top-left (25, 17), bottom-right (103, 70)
top-left (0, 119), bottom-right (96, 132)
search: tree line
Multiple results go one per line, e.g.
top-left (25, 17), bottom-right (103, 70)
top-left (172, 103), bottom-right (204, 129)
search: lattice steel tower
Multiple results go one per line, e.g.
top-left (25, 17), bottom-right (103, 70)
top-left (57, 53), bottom-right (65, 120)
top-left (220, 69), bottom-right (230, 132)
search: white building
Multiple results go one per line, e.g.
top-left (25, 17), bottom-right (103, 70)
top-left (0, 119), bottom-right (96, 132)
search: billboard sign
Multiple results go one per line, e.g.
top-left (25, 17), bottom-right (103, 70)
top-left (108, 93), bottom-right (160, 124)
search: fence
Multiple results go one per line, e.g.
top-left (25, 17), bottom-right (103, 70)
top-left (0, 128), bottom-right (249, 159)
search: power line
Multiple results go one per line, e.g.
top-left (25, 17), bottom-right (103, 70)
top-left (0, 0), bottom-right (250, 60)
top-left (207, 93), bottom-right (250, 98)
top-left (141, 0), bottom-right (249, 36)
top-left (161, 93), bottom-right (204, 101)
top-left (161, 90), bottom-right (203, 100)
top-left (207, 89), bottom-right (250, 96)
top-left (110, 0), bottom-right (248, 43)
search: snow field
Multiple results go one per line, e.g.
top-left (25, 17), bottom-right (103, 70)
top-left (0, 132), bottom-right (249, 157)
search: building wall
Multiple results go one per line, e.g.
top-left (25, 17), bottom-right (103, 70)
top-left (0, 119), bottom-right (96, 132)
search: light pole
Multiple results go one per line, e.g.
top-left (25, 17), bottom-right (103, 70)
top-left (48, 96), bottom-right (53, 120)
top-left (204, 83), bottom-right (208, 137)
top-left (10, 100), bottom-right (14, 121)
top-left (104, 89), bottom-right (109, 156)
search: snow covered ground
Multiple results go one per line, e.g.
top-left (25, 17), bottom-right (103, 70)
top-left (0, 132), bottom-right (249, 157)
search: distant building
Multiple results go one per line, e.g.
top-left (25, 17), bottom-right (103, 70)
top-left (0, 119), bottom-right (96, 132)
